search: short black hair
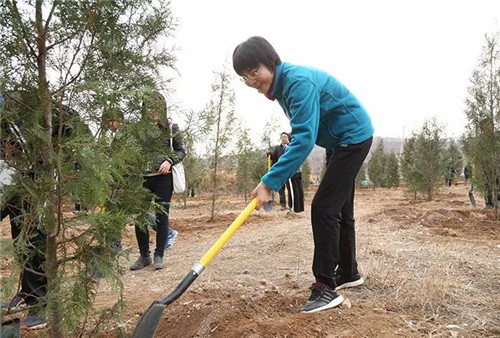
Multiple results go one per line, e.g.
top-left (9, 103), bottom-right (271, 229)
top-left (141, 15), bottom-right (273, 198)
top-left (280, 131), bottom-right (291, 141)
top-left (232, 36), bottom-right (282, 76)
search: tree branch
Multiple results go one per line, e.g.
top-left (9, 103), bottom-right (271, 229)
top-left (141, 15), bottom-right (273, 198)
top-left (10, 0), bottom-right (37, 58)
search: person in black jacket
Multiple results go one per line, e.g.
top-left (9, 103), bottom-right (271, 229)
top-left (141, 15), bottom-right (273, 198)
top-left (269, 132), bottom-right (291, 210)
top-left (0, 92), bottom-right (85, 329)
top-left (130, 92), bottom-right (186, 271)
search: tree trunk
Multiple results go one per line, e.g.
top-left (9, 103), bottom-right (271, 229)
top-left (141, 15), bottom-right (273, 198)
top-left (35, 1), bottom-right (64, 336)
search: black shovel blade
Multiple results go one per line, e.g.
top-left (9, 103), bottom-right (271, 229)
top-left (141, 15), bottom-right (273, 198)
top-left (469, 191), bottom-right (476, 207)
top-left (132, 270), bottom-right (199, 338)
top-left (132, 302), bottom-right (166, 338)
top-left (263, 200), bottom-right (274, 212)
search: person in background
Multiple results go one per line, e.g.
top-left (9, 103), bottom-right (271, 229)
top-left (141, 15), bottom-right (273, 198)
top-left (445, 163), bottom-right (456, 187)
top-left (284, 132), bottom-right (305, 212)
top-left (463, 163), bottom-right (472, 184)
top-left (233, 36), bottom-right (373, 313)
top-left (269, 132), bottom-right (291, 210)
top-left (130, 92), bottom-right (186, 271)
top-left (1, 92), bottom-right (84, 329)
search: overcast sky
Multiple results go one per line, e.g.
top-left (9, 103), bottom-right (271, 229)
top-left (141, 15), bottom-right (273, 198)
top-left (163, 0), bottom-right (500, 145)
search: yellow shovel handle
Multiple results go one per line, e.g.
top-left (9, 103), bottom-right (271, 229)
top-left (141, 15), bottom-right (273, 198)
top-left (199, 198), bottom-right (257, 267)
top-left (267, 154), bottom-right (271, 171)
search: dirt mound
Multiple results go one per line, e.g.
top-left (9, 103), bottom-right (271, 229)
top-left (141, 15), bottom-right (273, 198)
top-left (3, 185), bottom-right (499, 337)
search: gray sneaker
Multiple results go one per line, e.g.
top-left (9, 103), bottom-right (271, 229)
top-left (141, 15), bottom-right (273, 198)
top-left (130, 255), bottom-right (152, 270)
top-left (153, 256), bottom-right (164, 270)
top-left (300, 282), bottom-right (344, 313)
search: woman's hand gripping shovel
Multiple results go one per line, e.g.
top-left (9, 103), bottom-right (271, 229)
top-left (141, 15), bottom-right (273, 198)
top-left (132, 198), bottom-right (257, 338)
top-left (262, 154), bottom-right (275, 212)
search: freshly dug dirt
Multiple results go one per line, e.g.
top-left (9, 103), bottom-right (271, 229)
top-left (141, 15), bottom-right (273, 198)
top-left (2, 183), bottom-right (499, 337)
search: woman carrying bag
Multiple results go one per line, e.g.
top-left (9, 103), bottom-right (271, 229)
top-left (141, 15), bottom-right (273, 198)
top-left (130, 92), bottom-right (186, 270)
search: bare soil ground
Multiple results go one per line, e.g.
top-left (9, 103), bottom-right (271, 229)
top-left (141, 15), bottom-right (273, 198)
top-left (2, 183), bottom-right (500, 337)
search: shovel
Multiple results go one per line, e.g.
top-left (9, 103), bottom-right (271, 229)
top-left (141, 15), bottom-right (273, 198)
top-left (469, 188), bottom-right (476, 208)
top-left (131, 198), bottom-right (257, 338)
top-left (262, 155), bottom-right (275, 212)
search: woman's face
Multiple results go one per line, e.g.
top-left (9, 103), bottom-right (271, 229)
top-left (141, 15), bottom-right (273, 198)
top-left (147, 109), bottom-right (159, 122)
top-left (241, 64), bottom-right (274, 95)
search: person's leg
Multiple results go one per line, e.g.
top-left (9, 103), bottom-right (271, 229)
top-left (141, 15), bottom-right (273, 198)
top-left (286, 179), bottom-right (294, 210)
top-left (311, 138), bottom-right (372, 288)
top-left (334, 183), bottom-right (364, 290)
top-left (4, 196), bottom-right (47, 307)
top-left (291, 172), bottom-right (304, 212)
top-left (148, 174), bottom-right (173, 259)
top-left (21, 228), bottom-right (47, 305)
top-left (131, 177), bottom-right (153, 269)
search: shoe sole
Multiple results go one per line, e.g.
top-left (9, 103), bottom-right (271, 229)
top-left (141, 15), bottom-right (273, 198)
top-left (21, 323), bottom-right (47, 330)
top-left (166, 236), bottom-right (177, 249)
top-left (335, 277), bottom-right (364, 291)
top-left (300, 294), bottom-right (344, 313)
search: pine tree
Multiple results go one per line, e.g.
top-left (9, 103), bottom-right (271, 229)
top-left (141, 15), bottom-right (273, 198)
top-left (410, 119), bottom-right (446, 200)
top-left (180, 109), bottom-right (205, 205)
top-left (401, 136), bottom-right (419, 198)
top-left (235, 128), bottom-right (266, 201)
top-left (301, 159), bottom-right (312, 190)
top-left (200, 65), bottom-right (237, 221)
top-left (443, 139), bottom-right (463, 185)
top-left (384, 152), bottom-right (400, 188)
top-left (462, 33), bottom-right (500, 215)
top-left (367, 139), bottom-right (385, 188)
top-left (355, 162), bottom-right (368, 188)
top-left (0, 1), bottom-right (176, 335)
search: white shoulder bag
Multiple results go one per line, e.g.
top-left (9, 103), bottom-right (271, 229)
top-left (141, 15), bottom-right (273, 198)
top-left (170, 135), bottom-right (185, 194)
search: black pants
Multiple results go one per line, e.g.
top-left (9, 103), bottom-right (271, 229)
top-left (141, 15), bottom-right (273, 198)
top-left (311, 137), bottom-right (372, 288)
top-left (286, 172), bottom-right (305, 212)
top-left (135, 174), bottom-right (173, 258)
top-left (1, 195), bottom-right (47, 306)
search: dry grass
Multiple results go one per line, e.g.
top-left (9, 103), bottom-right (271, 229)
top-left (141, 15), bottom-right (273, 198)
top-left (354, 187), bottom-right (500, 337)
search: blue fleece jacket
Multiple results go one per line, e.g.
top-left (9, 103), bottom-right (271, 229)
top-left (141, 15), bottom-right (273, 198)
top-left (261, 62), bottom-right (374, 191)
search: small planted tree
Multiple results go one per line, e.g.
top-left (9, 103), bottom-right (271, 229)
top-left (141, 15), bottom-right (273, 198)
top-left (235, 128), bottom-right (266, 201)
top-left (442, 139), bottom-right (463, 186)
top-left (462, 33), bottom-right (500, 215)
top-left (384, 152), bottom-right (400, 188)
top-left (199, 65), bottom-right (237, 221)
top-left (180, 109), bottom-right (205, 205)
top-left (367, 139), bottom-right (385, 188)
top-left (355, 162), bottom-right (368, 188)
top-left (403, 119), bottom-right (446, 200)
top-left (301, 159), bottom-right (312, 190)
top-left (0, 0), bottom-right (176, 335)
top-left (401, 136), bottom-right (419, 198)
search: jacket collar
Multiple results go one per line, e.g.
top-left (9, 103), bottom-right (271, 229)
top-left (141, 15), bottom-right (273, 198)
top-left (270, 63), bottom-right (285, 100)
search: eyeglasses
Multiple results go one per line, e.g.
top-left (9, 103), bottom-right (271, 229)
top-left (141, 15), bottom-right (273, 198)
top-left (240, 65), bottom-right (262, 83)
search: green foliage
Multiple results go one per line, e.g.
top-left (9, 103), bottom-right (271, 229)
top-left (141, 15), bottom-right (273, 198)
top-left (261, 117), bottom-right (281, 150)
top-left (442, 139), bottom-right (463, 182)
top-left (235, 128), bottom-right (266, 201)
top-left (301, 159), bottom-right (312, 190)
top-left (0, 0), bottom-right (177, 335)
top-left (367, 139), bottom-right (385, 188)
top-left (462, 33), bottom-right (500, 212)
top-left (367, 140), bottom-right (400, 188)
top-left (384, 152), bottom-right (400, 188)
top-left (199, 65), bottom-right (237, 220)
top-left (355, 162), bottom-right (367, 187)
top-left (401, 119), bottom-right (446, 200)
top-left (176, 109), bottom-right (205, 203)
